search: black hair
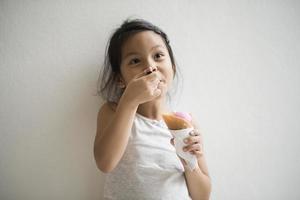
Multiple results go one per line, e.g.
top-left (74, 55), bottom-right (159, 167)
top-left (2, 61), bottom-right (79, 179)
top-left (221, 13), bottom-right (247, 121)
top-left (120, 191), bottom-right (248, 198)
top-left (97, 18), bottom-right (180, 103)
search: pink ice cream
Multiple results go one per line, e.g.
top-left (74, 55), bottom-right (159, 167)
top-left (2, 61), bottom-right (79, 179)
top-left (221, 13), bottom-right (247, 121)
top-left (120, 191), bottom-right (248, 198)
top-left (174, 112), bottom-right (192, 122)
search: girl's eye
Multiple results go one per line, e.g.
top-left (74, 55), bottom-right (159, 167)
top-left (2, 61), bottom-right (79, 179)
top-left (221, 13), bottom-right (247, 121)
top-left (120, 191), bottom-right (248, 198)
top-left (129, 58), bottom-right (140, 65)
top-left (154, 53), bottom-right (164, 60)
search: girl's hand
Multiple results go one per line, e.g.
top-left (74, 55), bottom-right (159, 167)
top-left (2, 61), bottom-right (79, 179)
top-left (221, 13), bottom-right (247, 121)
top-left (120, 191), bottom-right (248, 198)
top-left (122, 67), bottom-right (164, 106)
top-left (182, 129), bottom-right (203, 158)
top-left (170, 129), bottom-right (204, 166)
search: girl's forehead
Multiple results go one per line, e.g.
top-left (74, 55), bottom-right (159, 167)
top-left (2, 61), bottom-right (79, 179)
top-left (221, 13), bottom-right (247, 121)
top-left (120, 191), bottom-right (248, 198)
top-left (121, 31), bottom-right (166, 53)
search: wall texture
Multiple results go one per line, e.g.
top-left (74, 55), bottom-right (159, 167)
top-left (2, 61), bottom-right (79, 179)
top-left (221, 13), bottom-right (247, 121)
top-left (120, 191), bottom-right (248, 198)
top-left (1, 0), bottom-right (299, 199)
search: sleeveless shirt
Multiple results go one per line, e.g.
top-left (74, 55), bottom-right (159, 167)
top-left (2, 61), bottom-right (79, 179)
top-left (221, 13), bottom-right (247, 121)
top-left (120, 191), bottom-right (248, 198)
top-left (103, 112), bottom-right (191, 200)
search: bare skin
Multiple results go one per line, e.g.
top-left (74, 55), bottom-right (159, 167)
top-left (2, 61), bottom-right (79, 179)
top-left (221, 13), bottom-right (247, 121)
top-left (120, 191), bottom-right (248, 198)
top-left (94, 31), bottom-right (211, 199)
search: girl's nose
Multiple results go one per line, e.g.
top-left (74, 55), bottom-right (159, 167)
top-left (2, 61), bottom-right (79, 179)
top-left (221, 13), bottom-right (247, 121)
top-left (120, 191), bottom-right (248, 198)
top-left (152, 66), bottom-right (158, 71)
top-left (144, 66), bottom-right (158, 74)
top-left (147, 66), bottom-right (157, 72)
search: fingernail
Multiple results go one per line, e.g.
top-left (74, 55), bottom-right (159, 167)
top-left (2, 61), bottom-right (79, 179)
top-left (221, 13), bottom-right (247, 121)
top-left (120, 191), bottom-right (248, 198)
top-left (184, 139), bottom-right (188, 143)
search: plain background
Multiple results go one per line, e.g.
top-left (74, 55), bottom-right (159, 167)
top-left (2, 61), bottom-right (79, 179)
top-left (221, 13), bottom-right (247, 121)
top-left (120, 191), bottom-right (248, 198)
top-left (1, 0), bottom-right (299, 199)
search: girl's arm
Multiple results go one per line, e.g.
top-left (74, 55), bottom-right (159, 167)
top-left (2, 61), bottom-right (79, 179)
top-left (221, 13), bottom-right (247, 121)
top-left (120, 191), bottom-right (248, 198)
top-left (184, 116), bottom-right (212, 200)
top-left (93, 95), bottom-right (138, 173)
top-left (94, 70), bottom-right (162, 173)
top-left (184, 155), bottom-right (211, 200)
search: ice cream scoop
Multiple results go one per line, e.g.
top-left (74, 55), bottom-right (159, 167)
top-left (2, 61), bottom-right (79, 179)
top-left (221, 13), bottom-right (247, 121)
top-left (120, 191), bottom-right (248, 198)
top-left (162, 112), bottom-right (193, 130)
top-left (174, 112), bottom-right (192, 122)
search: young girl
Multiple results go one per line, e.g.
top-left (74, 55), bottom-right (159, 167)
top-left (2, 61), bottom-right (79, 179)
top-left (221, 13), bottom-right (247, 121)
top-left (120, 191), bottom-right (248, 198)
top-left (94, 18), bottom-right (211, 200)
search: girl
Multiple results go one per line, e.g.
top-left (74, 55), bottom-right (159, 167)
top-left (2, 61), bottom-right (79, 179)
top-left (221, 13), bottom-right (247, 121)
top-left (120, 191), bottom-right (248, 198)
top-left (94, 18), bottom-right (211, 200)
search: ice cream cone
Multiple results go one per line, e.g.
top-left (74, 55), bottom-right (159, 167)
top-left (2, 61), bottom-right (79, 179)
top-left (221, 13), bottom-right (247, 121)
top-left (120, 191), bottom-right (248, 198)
top-left (162, 112), bottom-right (198, 170)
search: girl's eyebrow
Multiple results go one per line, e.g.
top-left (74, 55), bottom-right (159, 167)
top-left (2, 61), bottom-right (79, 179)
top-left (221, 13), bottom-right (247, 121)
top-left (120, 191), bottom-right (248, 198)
top-left (123, 45), bottom-right (164, 59)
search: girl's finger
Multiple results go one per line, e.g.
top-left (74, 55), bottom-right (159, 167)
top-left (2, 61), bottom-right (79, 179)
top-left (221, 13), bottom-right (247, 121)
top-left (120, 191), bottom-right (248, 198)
top-left (183, 143), bottom-right (202, 152)
top-left (146, 71), bottom-right (160, 82)
top-left (192, 150), bottom-right (203, 156)
top-left (134, 67), bottom-right (153, 79)
top-left (183, 135), bottom-right (202, 145)
top-left (189, 129), bottom-right (201, 136)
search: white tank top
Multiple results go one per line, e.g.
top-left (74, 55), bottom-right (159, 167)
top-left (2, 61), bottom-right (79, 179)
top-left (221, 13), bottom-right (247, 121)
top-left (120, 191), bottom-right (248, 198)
top-left (103, 112), bottom-right (191, 200)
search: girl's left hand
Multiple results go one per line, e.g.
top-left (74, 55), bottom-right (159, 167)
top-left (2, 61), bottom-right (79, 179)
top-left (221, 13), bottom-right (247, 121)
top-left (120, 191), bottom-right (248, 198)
top-left (170, 129), bottom-right (204, 165)
top-left (183, 129), bottom-right (203, 158)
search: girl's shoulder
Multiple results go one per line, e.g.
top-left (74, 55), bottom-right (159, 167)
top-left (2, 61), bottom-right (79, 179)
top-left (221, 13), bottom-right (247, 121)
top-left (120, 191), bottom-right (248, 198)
top-left (97, 101), bottom-right (118, 126)
top-left (106, 101), bottom-right (118, 111)
top-left (100, 101), bottom-right (118, 112)
top-left (96, 101), bottom-right (118, 138)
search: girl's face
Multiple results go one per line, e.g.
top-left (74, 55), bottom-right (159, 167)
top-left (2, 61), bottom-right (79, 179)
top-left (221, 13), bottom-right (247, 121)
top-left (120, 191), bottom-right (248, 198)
top-left (119, 31), bottom-right (174, 94)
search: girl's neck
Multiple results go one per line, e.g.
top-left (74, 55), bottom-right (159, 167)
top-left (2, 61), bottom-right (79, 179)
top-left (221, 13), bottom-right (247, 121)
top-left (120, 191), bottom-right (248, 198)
top-left (137, 98), bottom-right (170, 121)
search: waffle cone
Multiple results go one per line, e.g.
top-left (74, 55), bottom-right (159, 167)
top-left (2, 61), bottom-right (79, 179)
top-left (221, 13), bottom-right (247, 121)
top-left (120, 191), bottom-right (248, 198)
top-left (162, 113), bottom-right (193, 130)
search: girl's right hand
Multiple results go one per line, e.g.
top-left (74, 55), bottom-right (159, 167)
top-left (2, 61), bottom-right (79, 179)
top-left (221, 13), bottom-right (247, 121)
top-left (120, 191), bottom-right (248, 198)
top-left (121, 67), bottom-right (163, 106)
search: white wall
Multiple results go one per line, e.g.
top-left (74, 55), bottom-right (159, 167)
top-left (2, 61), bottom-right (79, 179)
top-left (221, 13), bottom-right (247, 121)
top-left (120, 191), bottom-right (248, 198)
top-left (1, 1), bottom-right (299, 199)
